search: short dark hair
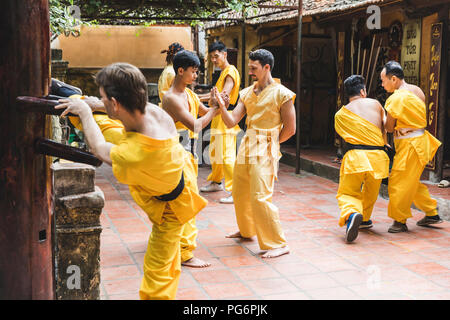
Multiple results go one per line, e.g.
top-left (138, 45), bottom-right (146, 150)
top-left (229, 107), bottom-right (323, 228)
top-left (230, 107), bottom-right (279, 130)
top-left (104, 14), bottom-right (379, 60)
top-left (249, 49), bottom-right (274, 71)
top-left (173, 50), bottom-right (200, 75)
top-left (383, 61), bottom-right (404, 79)
top-left (95, 63), bottom-right (148, 113)
top-left (344, 75), bottom-right (366, 98)
top-left (208, 41), bottom-right (227, 53)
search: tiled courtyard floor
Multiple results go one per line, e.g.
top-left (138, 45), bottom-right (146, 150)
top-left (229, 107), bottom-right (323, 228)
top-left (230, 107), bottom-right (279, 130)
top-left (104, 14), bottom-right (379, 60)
top-left (96, 163), bottom-right (450, 300)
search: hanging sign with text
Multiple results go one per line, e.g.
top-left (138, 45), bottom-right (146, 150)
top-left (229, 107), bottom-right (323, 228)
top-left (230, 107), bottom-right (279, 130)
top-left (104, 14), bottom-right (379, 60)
top-left (401, 19), bottom-right (421, 85)
top-left (426, 23), bottom-right (442, 170)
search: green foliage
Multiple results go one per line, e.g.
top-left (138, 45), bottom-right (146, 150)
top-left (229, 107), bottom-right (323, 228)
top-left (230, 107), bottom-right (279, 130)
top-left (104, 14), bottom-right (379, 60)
top-left (49, 0), bottom-right (88, 41)
top-left (52, 0), bottom-right (255, 26)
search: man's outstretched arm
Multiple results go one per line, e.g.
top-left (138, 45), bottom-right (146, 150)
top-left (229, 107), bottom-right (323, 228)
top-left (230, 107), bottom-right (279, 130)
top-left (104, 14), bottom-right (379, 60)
top-left (214, 87), bottom-right (245, 128)
top-left (163, 94), bottom-right (218, 133)
top-left (55, 98), bottom-right (113, 165)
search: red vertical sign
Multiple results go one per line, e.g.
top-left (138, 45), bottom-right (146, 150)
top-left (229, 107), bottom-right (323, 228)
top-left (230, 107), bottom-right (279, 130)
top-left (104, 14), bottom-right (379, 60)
top-left (426, 23), bottom-right (442, 170)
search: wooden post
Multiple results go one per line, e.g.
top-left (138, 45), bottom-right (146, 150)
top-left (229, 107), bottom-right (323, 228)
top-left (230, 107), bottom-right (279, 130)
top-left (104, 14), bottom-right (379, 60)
top-left (0, 0), bottom-right (53, 299)
top-left (295, 0), bottom-right (303, 174)
top-left (241, 17), bottom-right (246, 88)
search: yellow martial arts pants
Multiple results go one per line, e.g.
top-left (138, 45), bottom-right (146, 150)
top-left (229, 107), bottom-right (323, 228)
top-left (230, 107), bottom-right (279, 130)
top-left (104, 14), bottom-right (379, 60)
top-left (207, 134), bottom-right (237, 192)
top-left (232, 158), bottom-right (287, 250)
top-left (337, 172), bottom-right (382, 227)
top-left (139, 210), bottom-right (184, 300)
top-left (388, 147), bottom-right (438, 223)
top-left (180, 217), bottom-right (198, 262)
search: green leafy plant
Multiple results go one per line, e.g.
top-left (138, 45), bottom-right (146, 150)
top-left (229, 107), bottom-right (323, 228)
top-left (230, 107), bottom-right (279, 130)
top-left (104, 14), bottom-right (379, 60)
top-left (50, 0), bottom-right (88, 42)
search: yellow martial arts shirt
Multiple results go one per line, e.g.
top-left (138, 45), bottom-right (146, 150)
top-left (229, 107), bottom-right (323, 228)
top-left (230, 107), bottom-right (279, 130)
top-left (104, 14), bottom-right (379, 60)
top-left (67, 94), bottom-right (126, 144)
top-left (385, 89), bottom-right (441, 169)
top-left (175, 88), bottom-right (200, 139)
top-left (211, 65), bottom-right (241, 135)
top-left (69, 114), bottom-right (125, 145)
top-left (110, 133), bottom-right (207, 225)
top-left (335, 107), bottom-right (389, 179)
top-left (158, 65), bottom-right (176, 102)
top-left (237, 82), bottom-right (295, 176)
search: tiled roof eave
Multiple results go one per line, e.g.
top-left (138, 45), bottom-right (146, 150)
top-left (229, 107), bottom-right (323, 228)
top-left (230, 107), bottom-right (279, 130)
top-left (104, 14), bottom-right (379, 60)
top-left (204, 0), bottom-right (393, 30)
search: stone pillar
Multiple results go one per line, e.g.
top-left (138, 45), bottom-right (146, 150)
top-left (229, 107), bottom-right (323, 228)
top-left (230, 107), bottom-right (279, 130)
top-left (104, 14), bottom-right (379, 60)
top-left (51, 162), bottom-right (104, 300)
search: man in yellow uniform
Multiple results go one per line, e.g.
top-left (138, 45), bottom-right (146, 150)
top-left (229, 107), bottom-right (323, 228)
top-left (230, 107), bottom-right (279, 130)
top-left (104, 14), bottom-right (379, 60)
top-left (55, 62), bottom-right (207, 300)
top-left (335, 75), bottom-right (390, 242)
top-left (158, 43), bottom-right (184, 104)
top-left (381, 61), bottom-right (443, 233)
top-left (198, 41), bottom-right (241, 204)
top-left (215, 49), bottom-right (296, 258)
top-left (162, 50), bottom-right (219, 268)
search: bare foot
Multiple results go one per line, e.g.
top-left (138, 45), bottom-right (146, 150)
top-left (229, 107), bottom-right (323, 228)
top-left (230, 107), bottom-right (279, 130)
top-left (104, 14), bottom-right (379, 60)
top-left (181, 257), bottom-right (211, 268)
top-left (225, 231), bottom-right (249, 239)
top-left (261, 246), bottom-right (290, 259)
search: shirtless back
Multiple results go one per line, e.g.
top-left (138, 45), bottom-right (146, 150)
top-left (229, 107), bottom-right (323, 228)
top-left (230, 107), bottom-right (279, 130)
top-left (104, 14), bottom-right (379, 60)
top-left (345, 97), bottom-right (384, 131)
top-left (343, 75), bottom-right (385, 132)
top-left (399, 83), bottom-right (426, 102)
top-left (141, 103), bottom-right (177, 139)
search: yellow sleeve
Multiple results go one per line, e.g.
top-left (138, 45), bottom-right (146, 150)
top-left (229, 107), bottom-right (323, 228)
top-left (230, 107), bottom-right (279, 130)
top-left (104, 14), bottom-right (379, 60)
top-left (239, 86), bottom-right (252, 105)
top-left (67, 94), bottom-right (84, 130)
top-left (161, 72), bottom-right (175, 98)
top-left (110, 143), bottom-right (138, 186)
top-left (110, 145), bottom-right (127, 183)
top-left (384, 92), bottom-right (403, 119)
top-left (278, 86), bottom-right (296, 106)
top-left (69, 116), bottom-right (83, 131)
top-left (158, 67), bottom-right (175, 101)
top-left (225, 66), bottom-right (241, 105)
top-left (69, 112), bottom-right (125, 145)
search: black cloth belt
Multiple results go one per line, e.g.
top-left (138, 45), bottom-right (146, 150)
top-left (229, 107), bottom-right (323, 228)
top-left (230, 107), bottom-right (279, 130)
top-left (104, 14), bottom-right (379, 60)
top-left (344, 143), bottom-right (395, 161)
top-left (155, 171), bottom-right (185, 201)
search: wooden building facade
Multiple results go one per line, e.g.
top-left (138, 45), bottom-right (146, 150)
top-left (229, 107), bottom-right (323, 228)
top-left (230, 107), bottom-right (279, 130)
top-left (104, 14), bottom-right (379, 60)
top-left (204, 0), bottom-right (449, 182)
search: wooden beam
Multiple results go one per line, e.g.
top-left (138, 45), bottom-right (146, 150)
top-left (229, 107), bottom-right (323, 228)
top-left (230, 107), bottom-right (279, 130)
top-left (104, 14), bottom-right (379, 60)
top-left (84, 15), bottom-right (244, 22)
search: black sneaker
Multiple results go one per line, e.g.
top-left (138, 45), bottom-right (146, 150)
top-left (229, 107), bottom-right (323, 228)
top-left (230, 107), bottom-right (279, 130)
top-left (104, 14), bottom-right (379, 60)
top-left (359, 220), bottom-right (373, 229)
top-left (417, 215), bottom-right (444, 227)
top-left (345, 213), bottom-right (363, 243)
top-left (388, 221), bottom-right (408, 233)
